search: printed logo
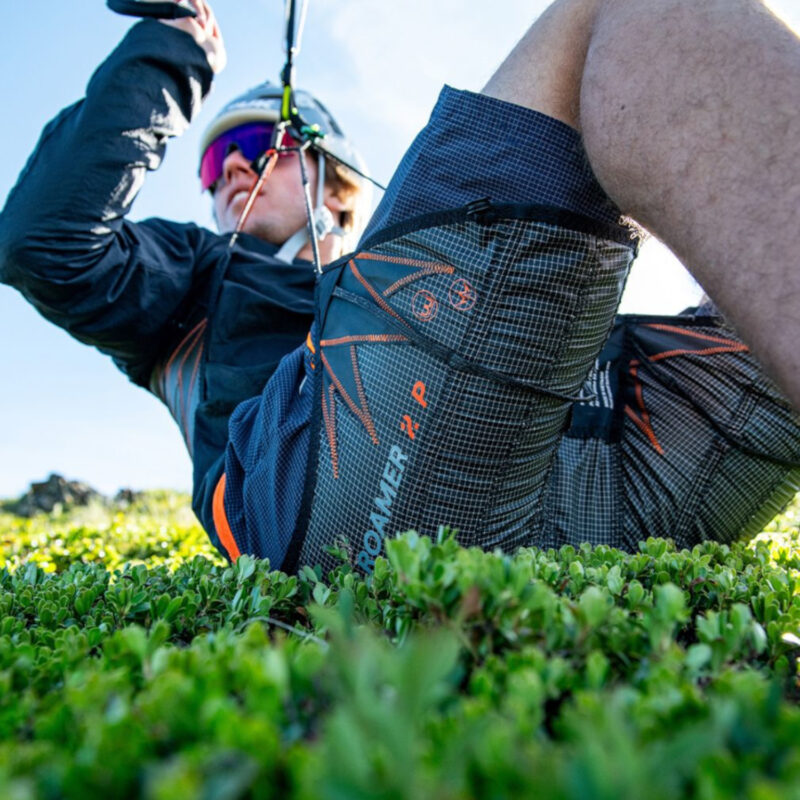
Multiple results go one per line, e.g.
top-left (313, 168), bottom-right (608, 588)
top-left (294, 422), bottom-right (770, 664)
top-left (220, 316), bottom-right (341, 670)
top-left (412, 290), bottom-right (438, 322)
top-left (448, 278), bottom-right (477, 312)
top-left (356, 381), bottom-right (430, 574)
top-left (400, 415), bottom-right (420, 440)
top-left (584, 361), bottom-right (614, 409)
top-left (356, 445), bottom-right (408, 575)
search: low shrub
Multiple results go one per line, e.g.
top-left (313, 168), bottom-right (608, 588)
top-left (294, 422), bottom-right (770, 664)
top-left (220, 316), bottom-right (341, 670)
top-left (1, 492), bottom-right (800, 798)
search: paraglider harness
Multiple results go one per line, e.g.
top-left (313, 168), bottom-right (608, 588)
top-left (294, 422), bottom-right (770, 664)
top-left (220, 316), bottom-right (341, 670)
top-left (108, 0), bottom-right (383, 273)
top-left (107, 0), bottom-right (800, 572)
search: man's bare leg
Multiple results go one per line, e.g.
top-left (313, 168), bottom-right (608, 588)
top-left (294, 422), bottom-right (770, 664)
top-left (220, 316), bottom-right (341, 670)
top-left (484, 0), bottom-right (800, 409)
top-left (483, 0), bottom-right (601, 129)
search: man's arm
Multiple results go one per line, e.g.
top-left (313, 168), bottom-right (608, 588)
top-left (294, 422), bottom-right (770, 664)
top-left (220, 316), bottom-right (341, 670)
top-left (0, 11), bottom-right (222, 385)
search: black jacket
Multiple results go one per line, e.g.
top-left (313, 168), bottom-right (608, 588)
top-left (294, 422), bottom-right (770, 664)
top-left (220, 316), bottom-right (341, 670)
top-left (0, 21), bottom-right (315, 553)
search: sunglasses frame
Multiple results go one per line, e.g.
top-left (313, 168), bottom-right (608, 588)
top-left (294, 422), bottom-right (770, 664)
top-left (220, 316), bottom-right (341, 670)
top-left (200, 121), bottom-right (301, 192)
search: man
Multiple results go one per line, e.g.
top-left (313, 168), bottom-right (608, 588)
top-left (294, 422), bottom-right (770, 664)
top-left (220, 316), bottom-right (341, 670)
top-left (1, 0), bottom-right (799, 573)
top-left (0, 2), bottom-right (341, 562)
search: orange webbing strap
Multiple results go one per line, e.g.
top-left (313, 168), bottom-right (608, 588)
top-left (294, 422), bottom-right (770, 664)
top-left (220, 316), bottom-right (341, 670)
top-left (212, 474), bottom-right (241, 562)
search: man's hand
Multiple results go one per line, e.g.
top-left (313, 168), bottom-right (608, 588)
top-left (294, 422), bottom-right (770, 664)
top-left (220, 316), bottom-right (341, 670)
top-left (160, 0), bottom-right (226, 74)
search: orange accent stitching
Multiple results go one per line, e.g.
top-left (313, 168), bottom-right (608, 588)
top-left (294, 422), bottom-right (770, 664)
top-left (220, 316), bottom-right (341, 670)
top-left (351, 345), bottom-right (379, 444)
top-left (383, 266), bottom-right (456, 297)
top-left (632, 364), bottom-right (646, 413)
top-left (320, 334), bottom-right (408, 347)
top-left (644, 323), bottom-right (749, 349)
top-left (624, 405), bottom-right (665, 455)
top-left (163, 318), bottom-right (206, 375)
top-left (182, 342), bottom-right (204, 457)
top-left (349, 260), bottom-right (409, 325)
top-left (627, 362), bottom-right (664, 455)
top-left (321, 351), bottom-right (380, 445)
top-left (329, 384), bottom-right (338, 478)
top-left (321, 383), bottom-right (339, 479)
top-left (356, 252), bottom-right (454, 271)
top-left (649, 344), bottom-right (748, 362)
top-left (177, 334), bottom-right (203, 441)
top-left (212, 474), bottom-right (241, 562)
top-left (161, 318), bottom-right (207, 399)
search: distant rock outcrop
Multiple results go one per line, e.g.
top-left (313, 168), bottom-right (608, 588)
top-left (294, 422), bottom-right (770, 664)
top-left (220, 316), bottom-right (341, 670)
top-left (114, 488), bottom-right (143, 506)
top-left (13, 473), bottom-right (102, 517)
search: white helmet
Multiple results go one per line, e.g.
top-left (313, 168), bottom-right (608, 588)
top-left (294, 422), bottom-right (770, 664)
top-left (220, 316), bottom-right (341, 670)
top-left (200, 82), bottom-right (371, 259)
top-left (199, 81), bottom-right (369, 181)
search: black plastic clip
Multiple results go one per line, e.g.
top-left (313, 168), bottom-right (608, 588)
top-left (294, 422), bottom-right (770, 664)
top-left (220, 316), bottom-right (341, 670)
top-left (465, 197), bottom-right (498, 225)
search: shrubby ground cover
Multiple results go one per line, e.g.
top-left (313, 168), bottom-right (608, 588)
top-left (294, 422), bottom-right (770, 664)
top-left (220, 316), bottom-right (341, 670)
top-left (1, 491), bottom-right (800, 798)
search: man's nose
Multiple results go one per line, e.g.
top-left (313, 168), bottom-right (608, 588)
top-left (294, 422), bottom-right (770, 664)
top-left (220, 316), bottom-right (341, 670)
top-left (221, 147), bottom-right (255, 186)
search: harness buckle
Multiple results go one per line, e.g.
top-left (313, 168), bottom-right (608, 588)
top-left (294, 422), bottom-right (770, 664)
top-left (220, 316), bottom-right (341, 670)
top-left (465, 197), bottom-right (498, 224)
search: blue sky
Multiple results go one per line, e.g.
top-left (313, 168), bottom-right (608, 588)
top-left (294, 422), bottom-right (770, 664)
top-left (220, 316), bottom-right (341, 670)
top-left (0, 1), bottom-right (797, 499)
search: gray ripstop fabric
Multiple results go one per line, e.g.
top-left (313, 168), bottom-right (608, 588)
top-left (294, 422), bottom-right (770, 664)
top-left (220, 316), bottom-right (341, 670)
top-left (280, 85), bottom-right (800, 575)
top-left (294, 216), bottom-right (800, 575)
top-left (298, 211), bottom-right (635, 574)
top-left (541, 316), bottom-right (800, 552)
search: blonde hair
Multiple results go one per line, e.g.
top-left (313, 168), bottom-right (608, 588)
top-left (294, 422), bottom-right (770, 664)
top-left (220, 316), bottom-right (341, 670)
top-left (324, 157), bottom-right (373, 252)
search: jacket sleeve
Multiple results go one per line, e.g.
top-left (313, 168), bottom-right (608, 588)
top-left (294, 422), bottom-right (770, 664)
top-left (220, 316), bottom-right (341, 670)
top-left (0, 20), bottom-right (217, 386)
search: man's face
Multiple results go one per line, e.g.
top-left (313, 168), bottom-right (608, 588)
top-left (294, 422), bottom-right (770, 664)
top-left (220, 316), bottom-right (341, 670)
top-left (212, 146), bottom-right (318, 242)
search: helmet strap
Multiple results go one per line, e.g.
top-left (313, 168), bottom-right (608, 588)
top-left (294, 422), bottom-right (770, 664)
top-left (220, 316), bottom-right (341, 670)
top-left (274, 226), bottom-right (312, 264)
top-left (273, 218), bottom-right (345, 264)
top-left (274, 151), bottom-right (344, 264)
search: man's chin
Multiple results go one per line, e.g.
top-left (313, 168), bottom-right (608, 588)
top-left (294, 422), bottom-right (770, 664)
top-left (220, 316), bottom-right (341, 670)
top-left (223, 218), bottom-right (285, 246)
top-left (216, 203), bottom-right (296, 244)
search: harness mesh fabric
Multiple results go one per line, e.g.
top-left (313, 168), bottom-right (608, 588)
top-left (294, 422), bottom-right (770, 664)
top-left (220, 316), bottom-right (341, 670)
top-left (296, 252), bottom-right (800, 576)
top-left (295, 212), bottom-right (635, 574)
top-left (539, 316), bottom-right (800, 553)
top-left (277, 86), bottom-right (635, 574)
top-left (218, 86), bottom-right (800, 574)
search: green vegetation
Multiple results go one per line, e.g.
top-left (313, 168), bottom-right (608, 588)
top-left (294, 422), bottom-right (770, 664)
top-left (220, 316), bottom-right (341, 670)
top-left (2, 491), bottom-right (800, 798)
top-left (0, 491), bottom-right (222, 575)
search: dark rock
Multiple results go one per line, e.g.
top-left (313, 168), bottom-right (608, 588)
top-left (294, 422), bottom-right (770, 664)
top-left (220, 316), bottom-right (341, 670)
top-left (114, 488), bottom-right (143, 506)
top-left (13, 473), bottom-right (102, 517)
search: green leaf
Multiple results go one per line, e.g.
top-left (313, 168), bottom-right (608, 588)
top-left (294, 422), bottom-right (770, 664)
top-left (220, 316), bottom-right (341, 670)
top-left (236, 555), bottom-right (256, 583)
top-left (606, 565), bottom-right (624, 596)
top-left (685, 643), bottom-right (712, 674)
top-left (579, 586), bottom-right (610, 628)
top-left (654, 583), bottom-right (686, 621)
top-left (585, 650), bottom-right (610, 689)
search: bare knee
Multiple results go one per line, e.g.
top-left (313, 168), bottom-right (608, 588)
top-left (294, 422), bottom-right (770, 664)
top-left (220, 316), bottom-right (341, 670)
top-left (578, 0), bottom-right (797, 226)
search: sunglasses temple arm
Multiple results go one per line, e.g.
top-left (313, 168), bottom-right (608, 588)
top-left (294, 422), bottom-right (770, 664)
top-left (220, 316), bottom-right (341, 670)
top-left (248, 121), bottom-right (289, 175)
